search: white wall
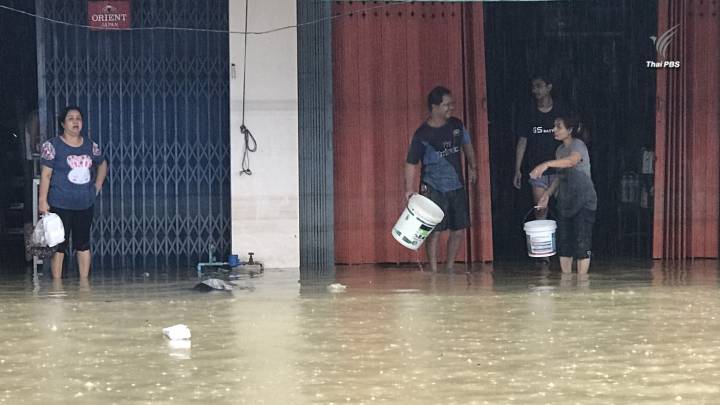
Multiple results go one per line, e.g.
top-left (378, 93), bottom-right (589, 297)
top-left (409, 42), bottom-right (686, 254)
top-left (229, 0), bottom-right (299, 268)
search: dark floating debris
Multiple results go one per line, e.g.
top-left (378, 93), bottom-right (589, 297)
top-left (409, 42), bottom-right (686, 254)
top-left (193, 278), bottom-right (233, 292)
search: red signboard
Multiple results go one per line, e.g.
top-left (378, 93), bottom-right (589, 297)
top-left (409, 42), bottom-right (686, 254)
top-left (88, 1), bottom-right (131, 30)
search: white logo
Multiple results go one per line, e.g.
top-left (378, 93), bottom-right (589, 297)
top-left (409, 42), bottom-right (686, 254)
top-left (650, 24), bottom-right (679, 60)
top-left (647, 24), bottom-right (681, 68)
top-left (67, 155), bottom-right (92, 185)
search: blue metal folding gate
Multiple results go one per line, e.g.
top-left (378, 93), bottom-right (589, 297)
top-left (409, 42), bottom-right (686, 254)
top-left (36, 0), bottom-right (230, 271)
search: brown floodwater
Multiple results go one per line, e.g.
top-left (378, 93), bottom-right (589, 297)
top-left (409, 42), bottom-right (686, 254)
top-left (1, 259), bottom-right (719, 404)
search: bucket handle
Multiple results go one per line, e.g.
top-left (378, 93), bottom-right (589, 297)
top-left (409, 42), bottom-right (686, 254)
top-left (521, 207), bottom-right (537, 223)
top-left (521, 206), bottom-right (556, 227)
top-left (403, 192), bottom-right (416, 211)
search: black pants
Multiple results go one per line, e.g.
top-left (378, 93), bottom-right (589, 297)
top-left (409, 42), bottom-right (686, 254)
top-left (557, 208), bottom-right (595, 259)
top-left (50, 206), bottom-right (94, 252)
top-left (421, 184), bottom-right (470, 231)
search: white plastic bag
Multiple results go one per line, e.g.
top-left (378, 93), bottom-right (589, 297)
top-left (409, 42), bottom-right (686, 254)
top-left (31, 219), bottom-right (47, 247)
top-left (42, 213), bottom-right (65, 247)
top-left (26, 215), bottom-right (62, 258)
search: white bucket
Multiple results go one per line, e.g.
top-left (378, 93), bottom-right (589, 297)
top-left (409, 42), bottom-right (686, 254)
top-left (523, 220), bottom-right (557, 257)
top-left (392, 194), bottom-right (445, 250)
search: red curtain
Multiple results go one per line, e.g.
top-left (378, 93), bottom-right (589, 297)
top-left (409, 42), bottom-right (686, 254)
top-left (653, 0), bottom-right (720, 258)
top-left (332, 2), bottom-right (493, 264)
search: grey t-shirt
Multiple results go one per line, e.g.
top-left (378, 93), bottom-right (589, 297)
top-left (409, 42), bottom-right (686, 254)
top-left (555, 138), bottom-right (596, 216)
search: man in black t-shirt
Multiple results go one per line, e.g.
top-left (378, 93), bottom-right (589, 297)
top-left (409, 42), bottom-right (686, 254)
top-left (513, 75), bottom-right (565, 220)
top-left (405, 86), bottom-right (477, 272)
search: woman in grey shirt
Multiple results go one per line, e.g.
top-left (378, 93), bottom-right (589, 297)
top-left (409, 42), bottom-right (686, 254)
top-left (529, 115), bottom-right (596, 275)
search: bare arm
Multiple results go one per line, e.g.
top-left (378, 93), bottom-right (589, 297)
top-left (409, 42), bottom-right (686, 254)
top-left (462, 143), bottom-right (477, 185)
top-left (513, 137), bottom-right (527, 189)
top-left (536, 176), bottom-right (560, 209)
top-left (529, 151), bottom-right (582, 179)
top-left (38, 166), bottom-right (52, 214)
top-left (514, 137), bottom-right (527, 173)
top-left (404, 163), bottom-right (418, 200)
top-left (95, 160), bottom-right (108, 195)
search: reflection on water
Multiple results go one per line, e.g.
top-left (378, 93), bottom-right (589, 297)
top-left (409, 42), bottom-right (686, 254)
top-left (0, 260), bottom-right (719, 404)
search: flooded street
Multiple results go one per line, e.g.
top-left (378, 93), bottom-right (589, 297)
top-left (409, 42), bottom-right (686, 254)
top-left (1, 260), bottom-right (720, 404)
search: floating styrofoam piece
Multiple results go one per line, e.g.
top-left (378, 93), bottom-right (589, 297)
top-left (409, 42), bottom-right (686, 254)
top-left (326, 283), bottom-right (347, 293)
top-left (162, 324), bottom-right (191, 340)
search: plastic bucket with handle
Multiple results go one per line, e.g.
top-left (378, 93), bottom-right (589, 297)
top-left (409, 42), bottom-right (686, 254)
top-left (523, 219), bottom-right (557, 257)
top-left (392, 194), bottom-right (445, 250)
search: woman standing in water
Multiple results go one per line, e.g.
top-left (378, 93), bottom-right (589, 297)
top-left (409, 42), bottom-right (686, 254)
top-left (529, 115), bottom-right (596, 274)
top-left (39, 106), bottom-right (107, 281)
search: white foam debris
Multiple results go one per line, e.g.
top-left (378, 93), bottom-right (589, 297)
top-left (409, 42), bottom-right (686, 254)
top-left (162, 324), bottom-right (191, 340)
top-left (326, 283), bottom-right (347, 293)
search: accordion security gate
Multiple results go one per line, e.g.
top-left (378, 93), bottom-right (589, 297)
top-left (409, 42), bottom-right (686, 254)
top-left (36, 0), bottom-right (230, 271)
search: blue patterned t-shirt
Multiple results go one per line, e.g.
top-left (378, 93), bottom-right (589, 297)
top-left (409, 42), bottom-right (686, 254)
top-left (40, 136), bottom-right (106, 210)
top-left (406, 117), bottom-right (470, 193)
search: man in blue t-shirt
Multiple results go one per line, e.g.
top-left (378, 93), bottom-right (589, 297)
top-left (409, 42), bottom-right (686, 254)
top-left (405, 86), bottom-right (477, 272)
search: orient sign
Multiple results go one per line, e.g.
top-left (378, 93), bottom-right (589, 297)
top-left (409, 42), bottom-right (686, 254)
top-left (88, 1), bottom-right (131, 30)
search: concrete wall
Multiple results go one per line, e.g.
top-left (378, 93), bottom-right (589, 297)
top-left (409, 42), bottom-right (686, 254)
top-left (229, 0), bottom-right (299, 268)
